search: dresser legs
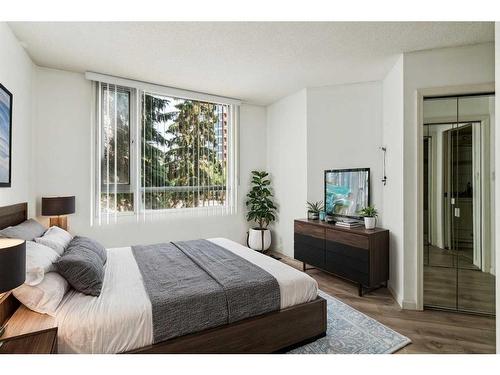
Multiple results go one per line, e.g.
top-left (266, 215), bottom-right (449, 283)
top-left (358, 282), bottom-right (387, 297)
top-left (302, 262), bottom-right (315, 272)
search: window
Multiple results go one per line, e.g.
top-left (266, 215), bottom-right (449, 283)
top-left (141, 93), bottom-right (230, 211)
top-left (94, 80), bottom-right (237, 222)
top-left (100, 85), bottom-right (134, 213)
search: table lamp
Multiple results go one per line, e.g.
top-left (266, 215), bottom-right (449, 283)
top-left (41, 196), bottom-right (75, 231)
top-left (0, 238), bottom-right (26, 337)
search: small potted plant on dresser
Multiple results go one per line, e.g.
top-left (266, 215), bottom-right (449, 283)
top-left (246, 170), bottom-right (277, 252)
top-left (306, 201), bottom-right (323, 220)
top-left (359, 206), bottom-right (378, 229)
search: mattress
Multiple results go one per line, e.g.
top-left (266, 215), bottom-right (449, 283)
top-left (54, 238), bottom-right (318, 353)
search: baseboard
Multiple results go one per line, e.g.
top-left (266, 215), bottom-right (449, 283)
top-left (387, 283), bottom-right (419, 310)
top-left (387, 284), bottom-right (403, 308)
top-left (270, 248), bottom-right (290, 258)
top-left (402, 299), bottom-right (418, 310)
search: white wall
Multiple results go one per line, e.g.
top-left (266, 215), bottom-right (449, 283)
top-left (382, 56), bottom-right (404, 306)
top-left (402, 42), bottom-right (495, 308)
top-left (306, 81), bottom-right (383, 219)
top-left (33, 67), bottom-right (267, 248)
top-left (0, 23), bottom-right (35, 216)
top-left (266, 89), bottom-right (307, 256)
top-left (266, 83), bottom-right (384, 258)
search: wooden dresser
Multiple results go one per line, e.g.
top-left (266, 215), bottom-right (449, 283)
top-left (294, 219), bottom-right (389, 296)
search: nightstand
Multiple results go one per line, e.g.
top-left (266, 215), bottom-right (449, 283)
top-left (0, 305), bottom-right (58, 354)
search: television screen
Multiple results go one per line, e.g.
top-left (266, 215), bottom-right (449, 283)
top-left (325, 168), bottom-right (370, 218)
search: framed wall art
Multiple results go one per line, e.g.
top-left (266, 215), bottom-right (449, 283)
top-left (0, 83), bottom-right (12, 187)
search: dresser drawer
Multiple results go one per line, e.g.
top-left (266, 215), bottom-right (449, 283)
top-left (324, 255), bottom-right (370, 286)
top-left (325, 240), bottom-right (369, 285)
top-left (325, 239), bottom-right (369, 263)
top-left (326, 229), bottom-right (369, 249)
top-left (294, 221), bottom-right (325, 240)
top-left (325, 246), bottom-right (369, 274)
top-left (295, 232), bottom-right (324, 249)
top-left (294, 234), bottom-right (325, 267)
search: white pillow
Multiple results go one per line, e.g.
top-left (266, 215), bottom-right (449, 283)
top-left (13, 272), bottom-right (69, 316)
top-left (25, 241), bottom-right (60, 286)
top-left (35, 226), bottom-right (73, 255)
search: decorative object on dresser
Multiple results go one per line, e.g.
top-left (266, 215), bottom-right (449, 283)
top-left (41, 196), bottom-right (76, 230)
top-left (306, 201), bottom-right (324, 220)
top-left (0, 83), bottom-right (13, 188)
top-left (358, 206), bottom-right (378, 230)
top-left (335, 218), bottom-right (363, 228)
top-left (246, 170), bottom-right (277, 252)
top-left (319, 211), bottom-right (326, 221)
top-left (294, 219), bottom-right (389, 296)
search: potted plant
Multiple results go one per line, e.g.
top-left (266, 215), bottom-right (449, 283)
top-left (359, 206), bottom-right (378, 229)
top-left (246, 170), bottom-right (277, 252)
top-left (307, 201), bottom-right (324, 220)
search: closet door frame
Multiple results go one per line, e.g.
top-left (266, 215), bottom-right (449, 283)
top-left (415, 83), bottom-right (494, 311)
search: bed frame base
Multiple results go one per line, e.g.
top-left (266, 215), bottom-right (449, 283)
top-left (126, 296), bottom-right (327, 354)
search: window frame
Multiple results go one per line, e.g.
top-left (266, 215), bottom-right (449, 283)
top-left (92, 82), bottom-right (238, 222)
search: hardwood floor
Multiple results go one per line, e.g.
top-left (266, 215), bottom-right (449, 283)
top-left (275, 253), bottom-right (496, 354)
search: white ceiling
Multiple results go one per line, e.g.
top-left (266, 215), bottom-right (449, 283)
top-left (8, 22), bottom-right (494, 105)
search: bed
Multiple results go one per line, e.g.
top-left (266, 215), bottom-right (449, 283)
top-left (0, 203), bottom-right (327, 354)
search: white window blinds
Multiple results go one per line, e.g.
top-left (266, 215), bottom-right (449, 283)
top-left (91, 74), bottom-right (239, 224)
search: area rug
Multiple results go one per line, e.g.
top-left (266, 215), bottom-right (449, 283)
top-left (288, 291), bottom-right (411, 354)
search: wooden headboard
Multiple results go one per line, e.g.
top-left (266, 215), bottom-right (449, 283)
top-left (0, 202), bottom-right (28, 230)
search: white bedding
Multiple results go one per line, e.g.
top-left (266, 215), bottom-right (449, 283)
top-left (54, 238), bottom-right (318, 353)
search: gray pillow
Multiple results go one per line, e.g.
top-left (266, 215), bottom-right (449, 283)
top-left (55, 246), bottom-right (104, 296)
top-left (0, 219), bottom-right (46, 241)
top-left (70, 236), bottom-right (107, 264)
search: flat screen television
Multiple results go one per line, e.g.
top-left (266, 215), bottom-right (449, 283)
top-left (324, 168), bottom-right (370, 219)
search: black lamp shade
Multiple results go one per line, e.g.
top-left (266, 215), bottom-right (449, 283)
top-left (42, 196), bottom-right (76, 216)
top-left (0, 239), bottom-right (26, 293)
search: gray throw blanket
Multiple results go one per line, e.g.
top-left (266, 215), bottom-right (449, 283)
top-left (131, 239), bottom-right (280, 343)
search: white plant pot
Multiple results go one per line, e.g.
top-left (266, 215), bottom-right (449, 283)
top-left (248, 228), bottom-right (271, 251)
top-left (364, 217), bottom-right (376, 230)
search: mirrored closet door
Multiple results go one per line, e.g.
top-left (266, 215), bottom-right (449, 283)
top-left (423, 93), bottom-right (495, 315)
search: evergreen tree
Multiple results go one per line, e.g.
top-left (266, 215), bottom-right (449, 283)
top-left (164, 100), bottom-right (224, 207)
top-left (141, 94), bottom-right (173, 209)
top-left (104, 91), bottom-right (226, 211)
top-left (141, 96), bottom-right (225, 209)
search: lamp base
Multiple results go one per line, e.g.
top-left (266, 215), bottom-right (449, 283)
top-left (49, 216), bottom-right (67, 231)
